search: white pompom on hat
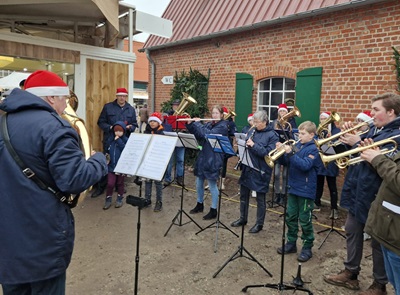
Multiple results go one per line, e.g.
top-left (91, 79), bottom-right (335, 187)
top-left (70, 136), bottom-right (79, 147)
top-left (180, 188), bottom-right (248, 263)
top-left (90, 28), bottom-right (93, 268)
top-left (148, 112), bottom-right (162, 124)
top-left (320, 111), bottom-right (331, 119)
top-left (356, 110), bottom-right (372, 122)
top-left (25, 70), bottom-right (69, 97)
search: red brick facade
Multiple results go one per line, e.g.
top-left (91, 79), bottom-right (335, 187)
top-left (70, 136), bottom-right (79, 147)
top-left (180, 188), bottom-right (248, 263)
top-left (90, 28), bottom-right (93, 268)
top-left (148, 0), bottom-right (400, 121)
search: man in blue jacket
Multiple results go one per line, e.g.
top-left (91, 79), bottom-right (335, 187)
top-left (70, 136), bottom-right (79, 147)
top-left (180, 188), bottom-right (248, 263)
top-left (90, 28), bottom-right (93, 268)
top-left (0, 70), bottom-right (107, 295)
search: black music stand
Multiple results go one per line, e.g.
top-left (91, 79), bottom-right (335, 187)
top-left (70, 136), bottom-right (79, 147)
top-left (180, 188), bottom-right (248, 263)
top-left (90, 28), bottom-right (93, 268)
top-left (195, 135), bottom-right (238, 252)
top-left (164, 132), bottom-right (203, 236)
top-left (213, 216), bottom-right (272, 278)
top-left (242, 121), bottom-right (313, 295)
top-left (317, 210), bottom-right (346, 249)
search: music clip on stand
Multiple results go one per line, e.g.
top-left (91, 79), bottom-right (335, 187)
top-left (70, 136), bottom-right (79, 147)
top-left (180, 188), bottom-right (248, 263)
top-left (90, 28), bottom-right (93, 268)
top-left (242, 121), bottom-right (313, 294)
top-left (196, 135), bottom-right (239, 253)
top-left (213, 209), bottom-right (273, 278)
top-left (125, 181), bottom-right (151, 295)
top-left (317, 209), bottom-right (346, 249)
top-left (164, 136), bottom-right (202, 236)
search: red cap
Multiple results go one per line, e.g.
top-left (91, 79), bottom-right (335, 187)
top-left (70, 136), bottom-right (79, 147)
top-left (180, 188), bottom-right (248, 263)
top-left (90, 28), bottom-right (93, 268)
top-left (148, 112), bottom-right (162, 124)
top-left (356, 110), bottom-right (372, 122)
top-left (25, 70), bottom-right (69, 97)
top-left (116, 88), bottom-right (128, 95)
top-left (320, 111), bottom-right (331, 119)
top-left (278, 104), bottom-right (288, 112)
top-left (222, 106), bottom-right (229, 114)
top-left (247, 113), bottom-right (254, 122)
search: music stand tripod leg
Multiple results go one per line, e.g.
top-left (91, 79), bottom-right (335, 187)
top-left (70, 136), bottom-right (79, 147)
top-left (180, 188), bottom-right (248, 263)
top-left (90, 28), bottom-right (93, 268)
top-left (317, 209), bottom-right (346, 249)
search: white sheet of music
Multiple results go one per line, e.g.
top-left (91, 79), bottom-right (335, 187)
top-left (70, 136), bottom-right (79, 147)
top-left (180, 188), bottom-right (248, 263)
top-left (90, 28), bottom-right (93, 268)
top-left (237, 139), bottom-right (254, 168)
top-left (136, 134), bottom-right (178, 181)
top-left (114, 133), bottom-right (150, 176)
top-left (177, 132), bottom-right (199, 150)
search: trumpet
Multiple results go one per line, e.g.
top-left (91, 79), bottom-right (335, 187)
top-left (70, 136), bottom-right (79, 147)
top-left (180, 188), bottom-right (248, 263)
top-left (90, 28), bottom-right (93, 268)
top-left (265, 139), bottom-right (299, 168)
top-left (315, 118), bottom-right (373, 149)
top-left (278, 106), bottom-right (301, 131)
top-left (317, 111), bottom-right (341, 138)
top-left (320, 135), bottom-right (400, 169)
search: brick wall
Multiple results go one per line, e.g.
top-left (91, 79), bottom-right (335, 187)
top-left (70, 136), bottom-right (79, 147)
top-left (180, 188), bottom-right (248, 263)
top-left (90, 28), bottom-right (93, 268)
top-left (148, 1), bottom-right (400, 122)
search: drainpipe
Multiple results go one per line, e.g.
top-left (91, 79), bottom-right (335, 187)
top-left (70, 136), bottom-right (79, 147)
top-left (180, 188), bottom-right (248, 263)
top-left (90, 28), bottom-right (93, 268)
top-left (145, 49), bottom-right (155, 112)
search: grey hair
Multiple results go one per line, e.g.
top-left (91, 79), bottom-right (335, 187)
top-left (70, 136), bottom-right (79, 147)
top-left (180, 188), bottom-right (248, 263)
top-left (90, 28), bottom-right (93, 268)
top-left (253, 110), bottom-right (269, 122)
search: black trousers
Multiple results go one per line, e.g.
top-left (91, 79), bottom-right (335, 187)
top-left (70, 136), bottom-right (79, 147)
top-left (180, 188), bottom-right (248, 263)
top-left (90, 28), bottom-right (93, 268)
top-left (315, 175), bottom-right (338, 209)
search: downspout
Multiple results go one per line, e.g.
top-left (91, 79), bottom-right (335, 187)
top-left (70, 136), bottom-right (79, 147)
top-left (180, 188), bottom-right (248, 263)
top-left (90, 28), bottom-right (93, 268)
top-left (145, 49), bottom-right (155, 113)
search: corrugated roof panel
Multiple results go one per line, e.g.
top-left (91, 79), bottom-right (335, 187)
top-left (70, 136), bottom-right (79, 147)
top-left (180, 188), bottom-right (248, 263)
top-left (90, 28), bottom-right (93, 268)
top-left (143, 0), bottom-right (374, 49)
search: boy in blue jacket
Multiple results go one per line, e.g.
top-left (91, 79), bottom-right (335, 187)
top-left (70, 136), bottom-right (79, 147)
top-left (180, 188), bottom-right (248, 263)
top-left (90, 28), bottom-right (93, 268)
top-left (276, 121), bottom-right (321, 262)
top-left (103, 121), bottom-right (128, 210)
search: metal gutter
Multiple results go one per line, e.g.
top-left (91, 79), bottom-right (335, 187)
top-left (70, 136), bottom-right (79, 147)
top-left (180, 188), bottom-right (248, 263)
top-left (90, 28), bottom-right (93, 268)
top-left (145, 49), bottom-right (156, 112)
top-left (139, 0), bottom-right (388, 52)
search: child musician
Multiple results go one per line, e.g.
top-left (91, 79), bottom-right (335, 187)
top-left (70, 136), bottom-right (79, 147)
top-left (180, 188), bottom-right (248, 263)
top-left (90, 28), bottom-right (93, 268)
top-left (187, 106), bottom-right (229, 220)
top-left (103, 121), bottom-right (128, 210)
top-left (144, 112), bottom-right (165, 212)
top-left (231, 110), bottom-right (279, 233)
top-left (276, 121), bottom-right (321, 262)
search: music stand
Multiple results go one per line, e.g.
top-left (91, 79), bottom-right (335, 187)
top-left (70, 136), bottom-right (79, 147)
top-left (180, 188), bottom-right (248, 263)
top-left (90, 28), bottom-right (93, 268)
top-left (242, 121), bottom-right (313, 294)
top-left (164, 132), bottom-right (203, 236)
top-left (195, 134), bottom-right (239, 252)
top-left (317, 210), bottom-right (346, 249)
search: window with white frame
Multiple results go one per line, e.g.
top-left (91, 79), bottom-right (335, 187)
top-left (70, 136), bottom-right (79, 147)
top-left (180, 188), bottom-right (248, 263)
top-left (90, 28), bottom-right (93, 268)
top-left (257, 77), bottom-right (295, 121)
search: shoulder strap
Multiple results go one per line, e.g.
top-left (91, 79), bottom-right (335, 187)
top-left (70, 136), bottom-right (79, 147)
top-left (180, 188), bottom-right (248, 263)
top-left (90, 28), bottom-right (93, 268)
top-left (0, 114), bottom-right (68, 203)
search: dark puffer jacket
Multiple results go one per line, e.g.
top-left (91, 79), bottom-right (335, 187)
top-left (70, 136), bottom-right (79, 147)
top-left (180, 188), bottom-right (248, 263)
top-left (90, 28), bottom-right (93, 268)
top-left (107, 121), bottom-right (128, 173)
top-left (0, 88), bottom-right (107, 284)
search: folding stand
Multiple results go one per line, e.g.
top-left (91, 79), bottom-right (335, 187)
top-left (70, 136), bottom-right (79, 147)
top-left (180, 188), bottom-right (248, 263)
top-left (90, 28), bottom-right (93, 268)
top-left (317, 209), bottom-right (346, 249)
top-left (213, 220), bottom-right (272, 278)
top-left (195, 135), bottom-right (239, 252)
top-left (164, 132), bottom-right (203, 236)
top-left (266, 163), bottom-right (285, 209)
top-left (242, 121), bottom-right (313, 294)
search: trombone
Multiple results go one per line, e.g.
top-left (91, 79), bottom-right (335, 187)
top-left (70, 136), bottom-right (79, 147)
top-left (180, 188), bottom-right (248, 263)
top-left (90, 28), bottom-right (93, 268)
top-left (317, 111), bottom-right (341, 138)
top-left (265, 139), bottom-right (299, 168)
top-left (320, 134), bottom-right (400, 169)
top-left (315, 118), bottom-right (374, 149)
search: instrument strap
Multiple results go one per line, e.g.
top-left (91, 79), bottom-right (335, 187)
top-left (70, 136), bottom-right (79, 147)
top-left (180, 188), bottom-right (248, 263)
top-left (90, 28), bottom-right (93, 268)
top-left (1, 114), bottom-right (69, 203)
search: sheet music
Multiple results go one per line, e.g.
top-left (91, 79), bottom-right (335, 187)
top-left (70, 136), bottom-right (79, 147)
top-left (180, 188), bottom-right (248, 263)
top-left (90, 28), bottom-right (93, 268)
top-left (137, 134), bottom-right (178, 181)
top-left (207, 138), bottom-right (222, 152)
top-left (234, 132), bottom-right (246, 141)
top-left (237, 139), bottom-right (254, 168)
top-left (163, 131), bottom-right (183, 147)
top-left (114, 133), bottom-right (151, 176)
top-left (178, 132), bottom-right (199, 150)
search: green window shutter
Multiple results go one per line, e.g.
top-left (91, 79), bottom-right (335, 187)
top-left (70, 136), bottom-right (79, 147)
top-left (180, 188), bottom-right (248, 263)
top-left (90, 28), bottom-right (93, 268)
top-left (235, 73), bottom-right (254, 132)
top-left (295, 67), bottom-right (323, 126)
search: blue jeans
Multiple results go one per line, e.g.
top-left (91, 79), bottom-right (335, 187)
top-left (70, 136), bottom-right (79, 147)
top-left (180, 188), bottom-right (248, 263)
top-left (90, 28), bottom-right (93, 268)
top-left (2, 272), bottom-right (66, 295)
top-left (381, 245), bottom-right (400, 295)
top-left (195, 177), bottom-right (219, 209)
top-left (164, 147), bottom-right (185, 182)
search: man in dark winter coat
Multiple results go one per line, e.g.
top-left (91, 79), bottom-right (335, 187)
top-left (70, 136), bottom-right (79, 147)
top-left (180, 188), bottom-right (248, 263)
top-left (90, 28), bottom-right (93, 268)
top-left (0, 70), bottom-right (107, 295)
top-left (324, 93), bottom-right (400, 295)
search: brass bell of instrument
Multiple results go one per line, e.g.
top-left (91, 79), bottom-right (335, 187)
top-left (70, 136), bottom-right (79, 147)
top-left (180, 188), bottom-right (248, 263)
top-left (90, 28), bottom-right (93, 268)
top-left (224, 109), bottom-right (236, 120)
top-left (317, 111), bottom-right (341, 138)
top-left (173, 93), bottom-right (197, 116)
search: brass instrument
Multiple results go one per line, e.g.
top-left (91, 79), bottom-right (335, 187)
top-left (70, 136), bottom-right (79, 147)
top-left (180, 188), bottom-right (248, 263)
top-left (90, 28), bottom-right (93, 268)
top-left (224, 109), bottom-right (236, 120)
top-left (315, 118), bottom-right (373, 149)
top-left (317, 111), bottom-right (341, 138)
top-left (62, 90), bottom-right (92, 202)
top-left (173, 93), bottom-right (197, 116)
top-left (278, 106), bottom-right (301, 130)
top-left (320, 135), bottom-right (400, 169)
top-left (265, 139), bottom-right (298, 168)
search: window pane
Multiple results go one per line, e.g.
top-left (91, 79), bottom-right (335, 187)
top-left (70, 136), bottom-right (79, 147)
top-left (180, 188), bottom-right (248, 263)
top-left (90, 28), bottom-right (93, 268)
top-left (271, 92), bottom-right (283, 105)
top-left (259, 80), bottom-right (270, 91)
top-left (259, 92), bottom-right (270, 105)
top-left (270, 107), bottom-right (278, 121)
top-left (271, 78), bottom-right (283, 90)
top-left (285, 78), bottom-right (295, 90)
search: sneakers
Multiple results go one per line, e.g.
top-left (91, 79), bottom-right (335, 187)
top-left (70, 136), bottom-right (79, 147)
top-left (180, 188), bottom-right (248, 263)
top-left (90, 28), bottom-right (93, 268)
top-left (297, 248), bottom-right (312, 262)
top-left (329, 209), bottom-right (339, 219)
top-left (190, 202), bottom-right (204, 214)
top-left (313, 204), bottom-right (321, 212)
top-left (203, 208), bottom-right (217, 220)
top-left (358, 280), bottom-right (387, 295)
top-left (103, 197), bottom-right (112, 210)
top-left (323, 269), bottom-right (360, 290)
top-left (154, 201), bottom-right (162, 212)
top-left (115, 195), bottom-right (124, 208)
top-left (277, 242), bottom-right (297, 254)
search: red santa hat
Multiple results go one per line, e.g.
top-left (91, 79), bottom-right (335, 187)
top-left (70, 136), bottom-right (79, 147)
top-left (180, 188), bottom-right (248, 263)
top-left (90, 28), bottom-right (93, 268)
top-left (148, 112), bottom-right (162, 124)
top-left (116, 87), bottom-right (128, 95)
top-left (320, 111), bottom-right (331, 119)
top-left (356, 110), bottom-right (372, 122)
top-left (222, 106), bottom-right (229, 114)
top-left (25, 70), bottom-right (69, 97)
top-left (247, 113), bottom-right (254, 122)
top-left (278, 103), bottom-right (288, 113)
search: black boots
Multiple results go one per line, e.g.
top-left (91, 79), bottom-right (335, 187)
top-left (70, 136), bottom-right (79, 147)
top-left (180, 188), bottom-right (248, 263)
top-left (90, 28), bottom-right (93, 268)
top-left (190, 202), bottom-right (204, 214)
top-left (203, 208), bottom-right (217, 220)
top-left (231, 218), bottom-right (247, 227)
